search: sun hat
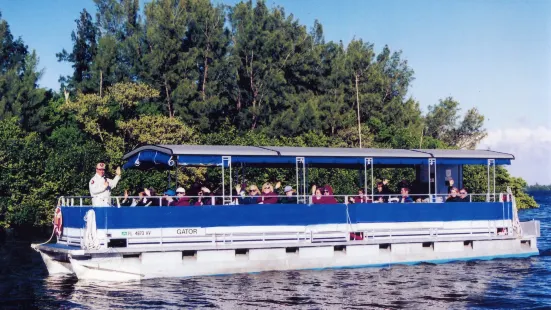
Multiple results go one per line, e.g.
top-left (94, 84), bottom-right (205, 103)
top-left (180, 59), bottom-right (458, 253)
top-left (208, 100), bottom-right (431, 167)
top-left (176, 187), bottom-right (186, 193)
top-left (96, 163), bottom-right (106, 169)
top-left (284, 185), bottom-right (294, 193)
top-left (164, 189), bottom-right (176, 196)
top-left (201, 187), bottom-right (211, 193)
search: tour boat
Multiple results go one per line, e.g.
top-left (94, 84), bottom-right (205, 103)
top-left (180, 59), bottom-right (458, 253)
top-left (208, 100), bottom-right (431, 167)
top-left (33, 145), bottom-right (541, 281)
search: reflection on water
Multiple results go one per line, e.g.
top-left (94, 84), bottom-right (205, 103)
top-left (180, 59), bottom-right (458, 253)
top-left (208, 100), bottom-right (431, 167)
top-left (1, 195), bottom-right (550, 309)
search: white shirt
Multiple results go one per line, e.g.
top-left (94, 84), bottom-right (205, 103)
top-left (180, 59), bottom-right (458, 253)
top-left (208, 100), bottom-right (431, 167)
top-left (89, 173), bottom-right (121, 207)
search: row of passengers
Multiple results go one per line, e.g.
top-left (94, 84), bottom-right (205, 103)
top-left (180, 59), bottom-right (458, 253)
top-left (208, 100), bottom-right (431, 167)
top-left (235, 183), bottom-right (298, 205)
top-left (119, 186), bottom-right (214, 207)
top-left (349, 184), bottom-right (470, 204)
top-left (121, 183), bottom-right (469, 207)
top-left (237, 182), bottom-right (373, 205)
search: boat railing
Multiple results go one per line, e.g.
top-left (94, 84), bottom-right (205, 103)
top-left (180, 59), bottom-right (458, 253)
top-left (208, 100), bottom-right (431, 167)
top-left (57, 193), bottom-right (513, 207)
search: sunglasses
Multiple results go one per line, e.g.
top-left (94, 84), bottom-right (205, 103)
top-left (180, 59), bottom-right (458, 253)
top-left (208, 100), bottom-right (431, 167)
top-left (198, 192), bottom-right (203, 195)
top-left (177, 192), bottom-right (185, 195)
top-left (249, 189), bottom-right (257, 192)
top-left (460, 191), bottom-right (466, 194)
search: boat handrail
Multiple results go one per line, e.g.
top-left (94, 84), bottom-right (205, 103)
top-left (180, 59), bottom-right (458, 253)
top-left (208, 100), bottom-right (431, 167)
top-left (57, 193), bottom-right (514, 207)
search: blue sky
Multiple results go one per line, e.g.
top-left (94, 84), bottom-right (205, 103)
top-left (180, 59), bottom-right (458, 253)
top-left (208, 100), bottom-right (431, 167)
top-left (1, 0), bottom-right (550, 183)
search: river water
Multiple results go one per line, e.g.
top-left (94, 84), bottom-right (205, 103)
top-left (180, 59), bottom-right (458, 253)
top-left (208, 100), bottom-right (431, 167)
top-left (1, 194), bottom-right (549, 309)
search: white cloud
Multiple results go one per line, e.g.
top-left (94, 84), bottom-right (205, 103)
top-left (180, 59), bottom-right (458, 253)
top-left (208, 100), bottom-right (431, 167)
top-left (479, 126), bottom-right (551, 185)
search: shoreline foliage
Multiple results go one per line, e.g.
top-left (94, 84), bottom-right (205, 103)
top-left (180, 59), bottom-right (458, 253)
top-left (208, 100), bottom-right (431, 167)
top-left (0, 1), bottom-right (537, 228)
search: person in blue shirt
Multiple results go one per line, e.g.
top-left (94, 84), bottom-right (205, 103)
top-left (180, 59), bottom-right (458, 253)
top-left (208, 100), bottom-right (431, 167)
top-left (400, 187), bottom-right (414, 203)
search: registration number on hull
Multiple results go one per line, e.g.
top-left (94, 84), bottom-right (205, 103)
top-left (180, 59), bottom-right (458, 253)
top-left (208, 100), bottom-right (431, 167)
top-left (116, 228), bottom-right (206, 237)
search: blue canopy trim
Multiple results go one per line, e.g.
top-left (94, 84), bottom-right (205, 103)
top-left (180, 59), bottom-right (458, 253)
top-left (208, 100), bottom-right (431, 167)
top-left (231, 156), bottom-right (297, 165)
top-left (122, 151), bottom-right (174, 170)
top-left (436, 158), bottom-right (511, 165)
top-left (178, 155), bottom-right (223, 167)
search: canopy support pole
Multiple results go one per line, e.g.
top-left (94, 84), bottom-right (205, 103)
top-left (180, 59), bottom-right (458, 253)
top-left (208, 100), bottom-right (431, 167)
top-left (222, 156), bottom-right (232, 204)
top-left (296, 157), bottom-right (306, 204)
top-left (486, 159), bottom-right (491, 202)
top-left (364, 158), bottom-right (373, 201)
top-left (493, 160), bottom-right (496, 201)
top-left (175, 156), bottom-right (179, 188)
top-left (429, 158), bottom-right (436, 200)
top-left (487, 159), bottom-right (496, 202)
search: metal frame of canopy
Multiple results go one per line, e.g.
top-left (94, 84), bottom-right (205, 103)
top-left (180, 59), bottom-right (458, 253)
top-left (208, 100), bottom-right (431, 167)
top-left (121, 145), bottom-right (514, 203)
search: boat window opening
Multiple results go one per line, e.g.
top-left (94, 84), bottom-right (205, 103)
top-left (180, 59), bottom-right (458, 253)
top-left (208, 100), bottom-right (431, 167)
top-left (235, 248), bottom-right (249, 255)
top-left (286, 247), bottom-right (299, 253)
top-left (334, 245), bottom-right (346, 252)
top-left (464, 241), bottom-right (473, 249)
top-left (422, 242), bottom-right (433, 248)
top-left (123, 254), bottom-right (140, 259)
top-left (107, 239), bottom-right (127, 248)
top-left (520, 240), bottom-right (531, 249)
top-left (379, 243), bottom-right (391, 250)
top-left (182, 250), bottom-right (197, 258)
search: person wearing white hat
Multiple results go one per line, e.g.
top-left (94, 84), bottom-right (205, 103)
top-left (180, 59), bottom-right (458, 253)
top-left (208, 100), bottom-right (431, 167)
top-left (171, 187), bottom-right (190, 206)
top-left (89, 162), bottom-right (121, 207)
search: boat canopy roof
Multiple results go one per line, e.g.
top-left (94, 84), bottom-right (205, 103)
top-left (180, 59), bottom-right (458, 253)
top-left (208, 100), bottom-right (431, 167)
top-left (121, 144), bottom-right (514, 170)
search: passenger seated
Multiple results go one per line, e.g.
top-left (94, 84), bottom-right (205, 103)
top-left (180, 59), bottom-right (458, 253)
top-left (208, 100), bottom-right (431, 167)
top-left (194, 187), bottom-right (213, 206)
top-left (119, 189), bottom-right (135, 206)
top-left (171, 187), bottom-right (191, 206)
top-left (162, 189), bottom-right (176, 206)
top-left (311, 185), bottom-right (338, 204)
top-left (349, 189), bottom-right (371, 203)
top-left (312, 187), bottom-right (324, 204)
top-left (446, 187), bottom-right (462, 202)
top-left (399, 187), bottom-right (414, 203)
top-left (136, 188), bottom-right (158, 206)
top-left (235, 184), bottom-right (261, 204)
top-left (323, 185), bottom-right (338, 203)
top-left (459, 188), bottom-right (469, 202)
top-left (374, 180), bottom-right (390, 202)
top-left (279, 185), bottom-right (298, 204)
top-left (260, 182), bottom-right (278, 204)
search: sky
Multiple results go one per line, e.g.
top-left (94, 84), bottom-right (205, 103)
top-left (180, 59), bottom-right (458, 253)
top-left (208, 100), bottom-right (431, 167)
top-left (1, 0), bottom-right (550, 184)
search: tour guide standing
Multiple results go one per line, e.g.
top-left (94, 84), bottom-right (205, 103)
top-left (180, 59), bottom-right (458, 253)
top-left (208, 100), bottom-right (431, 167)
top-left (89, 163), bottom-right (121, 207)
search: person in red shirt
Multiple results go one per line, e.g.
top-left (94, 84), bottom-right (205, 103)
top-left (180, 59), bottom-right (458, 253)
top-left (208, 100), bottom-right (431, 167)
top-left (311, 185), bottom-right (338, 204)
top-left (170, 187), bottom-right (191, 206)
top-left (260, 183), bottom-right (278, 204)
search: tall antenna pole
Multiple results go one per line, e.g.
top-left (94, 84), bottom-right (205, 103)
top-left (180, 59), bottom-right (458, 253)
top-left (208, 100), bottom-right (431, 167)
top-left (355, 74), bottom-right (362, 148)
top-left (419, 127), bottom-right (424, 148)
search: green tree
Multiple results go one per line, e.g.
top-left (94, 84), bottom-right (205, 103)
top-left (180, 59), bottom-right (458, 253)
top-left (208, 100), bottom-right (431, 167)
top-left (57, 9), bottom-right (98, 93)
top-left (425, 97), bottom-right (487, 149)
top-left (0, 14), bottom-right (49, 132)
top-left (463, 165), bottom-right (537, 209)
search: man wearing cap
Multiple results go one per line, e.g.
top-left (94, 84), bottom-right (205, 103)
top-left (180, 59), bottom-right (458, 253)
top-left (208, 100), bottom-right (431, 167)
top-left (171, 187), bottom-right (191, 206)
top-left (89, 163), bottom-right (121, 207)
top-left (279, 185), bottom-right (297, 204)
top-left (162, 189), bottom-right (176, 206)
